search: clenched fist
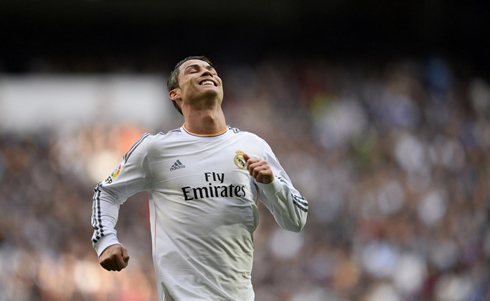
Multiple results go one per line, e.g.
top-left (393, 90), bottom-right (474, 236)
top-left (99, 244), bottom-right (130, 272)
top-left (243, 154), bottom-right (274, 184)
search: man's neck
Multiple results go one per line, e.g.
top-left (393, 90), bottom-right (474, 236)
top-left (183, 108), bottom-right (227, 135)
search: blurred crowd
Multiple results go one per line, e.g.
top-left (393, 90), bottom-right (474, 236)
top-left (1, 57), bottom-right (490, 301)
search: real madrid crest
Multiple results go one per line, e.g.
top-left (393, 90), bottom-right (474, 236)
top-left (234, 150), bottom-right (246, 169)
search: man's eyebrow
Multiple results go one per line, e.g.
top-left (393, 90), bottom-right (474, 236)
top-left (184, 64), bottom-right (199, 71)
top-left (184, 64), bottom-right (216, 72)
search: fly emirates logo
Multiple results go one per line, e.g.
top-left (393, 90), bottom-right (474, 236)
top-left (181, 172), bottom-right (246, 201)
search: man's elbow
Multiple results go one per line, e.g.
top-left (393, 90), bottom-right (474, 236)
top-left (288, 218), bottom-right (306, 233)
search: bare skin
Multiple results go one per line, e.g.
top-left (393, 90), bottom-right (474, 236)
top-left (99, 244), bottom-right (130, 271)
top-left (243, 153), bottom-right (274, 184)
top-left (169, 59), bottom-right (226, 135)
top-left (99, 58), bottom-right (274, 271)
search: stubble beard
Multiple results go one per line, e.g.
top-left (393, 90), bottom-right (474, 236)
top-left (190, 87), bottom-right (223, 111)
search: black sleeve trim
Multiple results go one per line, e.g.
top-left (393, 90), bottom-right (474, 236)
top-left (123, 133), bottom-right (151, 163)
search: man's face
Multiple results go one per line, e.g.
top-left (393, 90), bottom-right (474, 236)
top-left (175, 59), bottom-right (223, 105)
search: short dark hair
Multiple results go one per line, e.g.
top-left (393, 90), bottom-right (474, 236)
top-left (167, 56), bottom-right (214, 115)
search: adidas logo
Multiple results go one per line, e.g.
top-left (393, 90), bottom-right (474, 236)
top-left (170, 160), bottom-right (185, 171)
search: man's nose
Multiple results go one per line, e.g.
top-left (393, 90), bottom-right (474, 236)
top-left (201, 69), bottom-right (213, 77)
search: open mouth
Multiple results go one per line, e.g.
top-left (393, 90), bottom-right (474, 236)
top-left (199, 80), bottom-right (217, 87)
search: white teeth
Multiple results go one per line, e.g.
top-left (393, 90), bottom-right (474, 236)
top-left (201, 80), bottom-right (214, 86)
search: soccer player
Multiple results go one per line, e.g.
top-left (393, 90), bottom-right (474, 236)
top-left (91, 56), bottom-right (308, 300)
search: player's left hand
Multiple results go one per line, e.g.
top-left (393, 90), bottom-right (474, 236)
top-left (243, 154), bottom-right (274, 184)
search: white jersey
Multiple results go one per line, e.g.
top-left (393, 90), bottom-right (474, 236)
top-left (91, 125), bottom-right (308, 301)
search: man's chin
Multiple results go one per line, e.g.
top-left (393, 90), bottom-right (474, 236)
top-left (200, 89), bottom-right (223, 100)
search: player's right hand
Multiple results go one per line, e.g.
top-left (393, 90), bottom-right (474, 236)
top-left (99, 244), bottom-right (130, 272)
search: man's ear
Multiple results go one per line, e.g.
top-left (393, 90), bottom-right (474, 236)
top-left (169, 89), bottom-right (181, 101)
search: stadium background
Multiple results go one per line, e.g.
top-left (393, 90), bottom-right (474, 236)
top-left (1, 1), bottom-right (490, 300)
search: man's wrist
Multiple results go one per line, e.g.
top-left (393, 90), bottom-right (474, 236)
top-left (94, 234), bottom-right (121, 258)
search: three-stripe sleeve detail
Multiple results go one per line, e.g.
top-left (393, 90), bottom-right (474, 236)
top-left (292, 193), bottom-right (309, 212)
top-left (91, 183), bottom-right (104, 243)
top-left (123, 133), bottom-right (150, 163)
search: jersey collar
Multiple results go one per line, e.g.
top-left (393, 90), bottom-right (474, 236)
top-left (182, 124), bottom-right (229, 138)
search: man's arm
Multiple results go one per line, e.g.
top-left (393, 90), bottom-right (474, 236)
top-left (91, 133), bottom-right (153, 271)
top-left (244, 146), bottom-right (308, 232)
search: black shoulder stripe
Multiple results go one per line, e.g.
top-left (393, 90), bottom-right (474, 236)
top-left (228, 126), bottom-right (241, 134)
top-left (123, 133), bottom-right (151, 163)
